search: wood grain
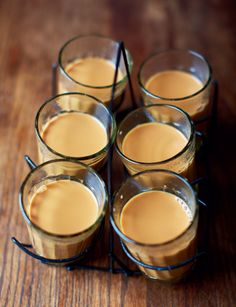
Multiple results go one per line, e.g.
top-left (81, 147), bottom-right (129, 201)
top-left (0, 0), bottom-right (236, 306)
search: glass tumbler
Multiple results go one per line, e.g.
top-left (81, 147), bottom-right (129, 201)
top-left (116, 104), bottom-right (196, 181)
top-left (19, 159), bottom-right (108, 261)
top-left (35, 92), bottom-right (116, 170)
top-left (138, 49), bottom-right (212, 131)
top-left (111, 169), bottom-right (199, 282)
top-left (57, 34), bottom-right (133, 110)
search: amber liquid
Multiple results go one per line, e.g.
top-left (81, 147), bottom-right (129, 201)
top-left (121, 122), bottom-right (195, 180)
top-left (145, 70), bottom-right (210, 124)
top-left (30, 180), bottom-right (98, 235)
top-left (39, 112), bottom-right (108, 169)
top-left (58, 57), bottom-right (124, 108)
top-left (28, 179), bottom-right (99, 259)
top-left (120, 191), bottom-right (197, 281)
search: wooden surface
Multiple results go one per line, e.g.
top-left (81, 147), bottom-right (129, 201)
top-left (0, 0), bottom-right (236, 306)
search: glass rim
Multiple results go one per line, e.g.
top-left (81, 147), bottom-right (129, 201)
top-left (138, 48), bottom-right (212, 101)
top-left (19, 159), bottom-right (108, 239)
top-left (115, 104), bottom-right (195, 166)
top-left (58, 33), bottom-right (133, 89)
top-left (35, 92), bottom-right (117, 161)
top-left (110, 169), bottom-right (198, 248)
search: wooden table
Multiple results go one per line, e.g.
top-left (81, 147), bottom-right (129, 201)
top-left (0, 0), bottom-right (235, 306)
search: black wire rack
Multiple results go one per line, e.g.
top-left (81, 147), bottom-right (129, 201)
top-left (12, 41), bottom-right (218, 277)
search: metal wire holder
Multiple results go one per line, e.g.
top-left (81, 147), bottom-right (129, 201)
top-left (12, 41), bottom-right (217, 276)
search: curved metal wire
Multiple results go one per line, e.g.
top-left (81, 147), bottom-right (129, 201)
top-left (12, 219), bottom-right (105, 265)
top-left (120, 240), bottom-right (205, 271)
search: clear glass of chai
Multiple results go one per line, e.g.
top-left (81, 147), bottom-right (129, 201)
top-left (19, 159), bottom-right (108, 261)
top-left (111, 169), bottom-right (199, 282)
top-left (35, 92), bottom-right (116, 170)
top-left (138, 49), bottom-right (212, 131)
top-left (57, 34), bottom-right (133, 110)
top-left (116, 104), bottom-right (196, 182)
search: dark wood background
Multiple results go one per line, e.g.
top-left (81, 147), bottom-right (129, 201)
top-left (0, 0), bottom-right (235, 306)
